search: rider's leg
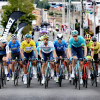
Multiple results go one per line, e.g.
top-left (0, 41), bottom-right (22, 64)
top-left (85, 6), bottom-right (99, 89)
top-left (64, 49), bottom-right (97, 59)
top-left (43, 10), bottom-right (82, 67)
top-left (33, 61), bottom-right (37, 78)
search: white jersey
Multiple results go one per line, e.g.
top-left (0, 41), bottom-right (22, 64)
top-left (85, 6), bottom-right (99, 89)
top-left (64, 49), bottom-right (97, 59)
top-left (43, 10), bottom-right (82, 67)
top-left (39, 41), bottom-right (54, 53)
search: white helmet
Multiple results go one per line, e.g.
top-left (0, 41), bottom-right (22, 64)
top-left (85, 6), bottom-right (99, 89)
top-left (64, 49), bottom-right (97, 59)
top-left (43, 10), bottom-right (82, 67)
top-left (0, 37), bottom-right (7, 43)
top-left (57, 33), bottom-right (63, 39)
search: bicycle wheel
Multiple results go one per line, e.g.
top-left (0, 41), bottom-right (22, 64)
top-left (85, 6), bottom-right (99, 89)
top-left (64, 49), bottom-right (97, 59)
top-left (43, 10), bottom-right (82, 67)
top-left (27, 74), bottom-right (31, 88)
top-left (27, 67), bottom-right (31, 88)
top-left (94, 70), bottom-right (97, 87)
top-left (45, 68), bottom-right (49, 89)
top-left (59, 66), bottom-right (63, 87)
top-left (85, 67), bottom-right (88, 88)
top-left (78, 69), bottom-right (80, 90)
top-left (37, 66), bottom-right (42, 85)
top-left (1, 67), bottom-right (4, 87)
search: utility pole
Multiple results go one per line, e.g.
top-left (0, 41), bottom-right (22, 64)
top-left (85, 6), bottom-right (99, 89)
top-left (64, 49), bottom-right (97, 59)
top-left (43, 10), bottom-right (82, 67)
top-left (62, 0), bottom-right (65, 25)
top-left (80, 0), bottom-right (84, 36)
top-left (69, 0), bottom-right (71, 34)
top-left (93, 0), bottom-right (96, 36)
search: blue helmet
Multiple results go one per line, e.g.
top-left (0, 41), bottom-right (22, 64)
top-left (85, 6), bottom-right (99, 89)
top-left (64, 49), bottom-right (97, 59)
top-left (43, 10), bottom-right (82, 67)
top-left (25, 33), bottom-right (32, 38)
top-left (71, 30), bottom-right (78, 35)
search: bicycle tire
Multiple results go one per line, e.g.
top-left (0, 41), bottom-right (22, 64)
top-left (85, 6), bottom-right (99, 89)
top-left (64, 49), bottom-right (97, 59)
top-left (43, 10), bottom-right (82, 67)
top-left (45, 68), bottom-right (49, 88)
top-left (78, 69), bottom-right (80, 90)
top-left (85, 67), bottom-right (88, 88)
top-left (94, 70), bottom-right (97, 87)
top-left (45, 78), bottom-right (48, 89)
top-left (27, 74), bottom-right (30, 88)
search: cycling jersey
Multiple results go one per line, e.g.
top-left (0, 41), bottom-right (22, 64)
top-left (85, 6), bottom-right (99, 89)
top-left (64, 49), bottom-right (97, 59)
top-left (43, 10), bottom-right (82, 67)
top-left (8, 40), bottom-right (20, 53)
top-left (0, 45), bottom-right (9, 55)
top-left (21, 40), bottom-right (36, 53)
top-left (54, 40), bottom-right (67, 52)
top-left (94, 42), bottom-right (100, 54)
top-left (68, 36), bottom-right (86, 48)
top-left (39, 41), bottom-right (54, 54)
top-left (86, 41), bottom-right (94, 51)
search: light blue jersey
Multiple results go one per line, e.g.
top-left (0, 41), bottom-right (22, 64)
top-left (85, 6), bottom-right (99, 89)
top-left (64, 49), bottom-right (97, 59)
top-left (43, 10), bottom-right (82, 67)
top-left (68, 36), bottom-right (86, 48)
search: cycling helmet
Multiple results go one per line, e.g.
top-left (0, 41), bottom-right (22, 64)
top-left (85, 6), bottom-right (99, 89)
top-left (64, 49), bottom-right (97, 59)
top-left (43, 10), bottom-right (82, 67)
top-left (57, 33), bottom-right (63, 39)
top-left (43, 34), bottom-right (49, 40)
top-left (85, 34), bottom-right (91, 40)
top-left (71, 30), bottom-right (78, 35)
top-left (92, 36), bottom-right (97, 42)
top-left (0, 37), bottom-right (7, 43)
top-left (11, 34), bottom-right (17, 40)
top-left (25, 33), bottom-right (32, 38)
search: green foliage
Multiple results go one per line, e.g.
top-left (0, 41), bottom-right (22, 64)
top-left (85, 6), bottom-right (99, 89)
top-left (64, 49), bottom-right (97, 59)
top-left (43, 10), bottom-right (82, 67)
top-left (49, 11), bottom-right (62, 16)
top-left (34, 0), bottom-right (50, 10)
top-left (1, 0), bottom-right (35, 34)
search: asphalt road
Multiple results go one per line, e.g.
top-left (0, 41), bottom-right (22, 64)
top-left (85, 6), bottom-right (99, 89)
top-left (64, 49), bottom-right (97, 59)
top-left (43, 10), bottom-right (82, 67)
top-left (0, 77), bottom-right (100, 100)
top-left (0, 31), bottom-right (100, 100)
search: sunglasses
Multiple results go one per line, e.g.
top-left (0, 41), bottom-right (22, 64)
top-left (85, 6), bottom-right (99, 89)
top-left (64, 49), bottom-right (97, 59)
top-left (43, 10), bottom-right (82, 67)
top-left (73, 35), bottom-right (78, 37)
top-left (86, 40), bottom-right (90, 42)
top-left (2, 42), bottom-right (6, 44)
top-left (93, 40), bottom-right (96, 42)
top-left (58, 38), bottom-right (62, 40)
top-left (44, 39), bottom-right (48, 41)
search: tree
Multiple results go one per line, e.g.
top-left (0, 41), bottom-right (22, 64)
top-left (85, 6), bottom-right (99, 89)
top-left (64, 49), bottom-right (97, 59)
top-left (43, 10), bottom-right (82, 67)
top-left (34, 0), bottom-right (50, 10)
top-left (1, 0), bottom-right (35, 34)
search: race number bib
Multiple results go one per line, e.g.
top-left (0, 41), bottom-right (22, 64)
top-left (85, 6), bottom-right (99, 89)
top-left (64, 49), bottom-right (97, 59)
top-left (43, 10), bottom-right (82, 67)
top-left (25, 47), bottom-right (32, 51)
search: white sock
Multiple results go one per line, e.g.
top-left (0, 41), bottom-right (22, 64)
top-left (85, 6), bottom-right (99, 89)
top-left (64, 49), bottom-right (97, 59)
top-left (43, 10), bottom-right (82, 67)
top-left (24, 74), bottom-right (27, 78)
top-left (12, 72), bottom-right (14, 77)
top-left (4, 66), bottom-right (8, 75)
top-left (80, 72), bottom-right (82, 79)
top-left (42, 74), bottom-right (45, 79)
top-left (72, 68), bottom-right (74, 74)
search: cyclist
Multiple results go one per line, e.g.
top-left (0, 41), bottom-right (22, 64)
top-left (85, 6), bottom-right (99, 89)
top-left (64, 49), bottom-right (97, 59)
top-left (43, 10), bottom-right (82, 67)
top-left (68, 30), bottom-right (87, 84)
top-left (92, 36), bottom-right (100, 77)
top-left (39, 35), bottom-right (57, 84)
top-left (0, 37), bottom-right (10, 81)
top-left (8, 34), bottom-right (23, 81)
top-left (84, 34), bottom-right (94, 78)
top-left (54, 33), bottom-right (68, 82)
top-left (20, 33), bottom-right (38, 84)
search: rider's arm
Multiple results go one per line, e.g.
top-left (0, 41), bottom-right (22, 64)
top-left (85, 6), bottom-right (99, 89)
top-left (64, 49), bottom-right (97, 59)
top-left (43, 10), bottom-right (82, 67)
top-left (91, 44), bottom-right (94, 59)
top-left (20, 42), bottom-right (24, 58)
top-left (81, 38), bottom-right (87, 57)
top-left (98, 43), bottom-right (100, 59)
top-left (39, 49), bottom-right (42, 58)
top-left (68, 39), bottom-right (72, 58)
top-left (39, 43), bottom-right (42, 58)
top-left (53, 49), bottom-right (57, 59)
top-left (6, 45), bottom-right (10, 60)
top-left (32, 41), bottom-right (38, 58)
top-left (34, 47), bottom-right (38, 58)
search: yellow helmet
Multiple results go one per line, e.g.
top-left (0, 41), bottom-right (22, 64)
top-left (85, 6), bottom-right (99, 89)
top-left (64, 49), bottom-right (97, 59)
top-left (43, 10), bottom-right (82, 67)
top-left (43, 35), bottom-right (49, 40)
top-left (85, 34), bottom-right (91, 40)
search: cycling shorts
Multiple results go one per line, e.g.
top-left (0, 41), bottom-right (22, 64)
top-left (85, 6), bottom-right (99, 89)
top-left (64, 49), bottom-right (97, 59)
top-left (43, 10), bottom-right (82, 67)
top-left (42, 51), bottom-right (54, 63)
top-left (71, 45), bottom-right (83, 59)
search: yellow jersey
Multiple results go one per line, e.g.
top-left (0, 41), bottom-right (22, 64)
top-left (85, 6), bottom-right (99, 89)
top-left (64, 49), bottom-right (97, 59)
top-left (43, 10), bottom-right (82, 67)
top-left (21, 40), bottom-right (36, 53)
top-left (94, 42), bottom-right (100, 54)
top-left (86, 41), bottom-right (94, 51)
